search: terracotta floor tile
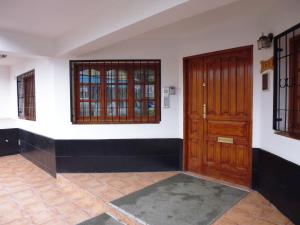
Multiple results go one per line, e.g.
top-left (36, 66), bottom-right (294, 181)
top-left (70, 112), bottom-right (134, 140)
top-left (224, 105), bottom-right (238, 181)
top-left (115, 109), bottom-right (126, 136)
top-left (64, 210), bottom-right (90, 225)
top-left (23, 202), bottom-right (48, 215)
top-left (106, 179), bottom-right (130, 189)
top-left (0, 200), bottom-right (20, 211)
top-left (13, 189), bottom-right (36, 201)
top-left (100, 189), bottom-right (124, 202)
top-left (254, 218), bottom-right (280, 225)
top-left (45, 196), bottom-right (67, 207)
top-left (213, 217), bottom-right (237, 225)
top-left (0, 209), bottom-right (24, 225)
top-left (0, 155), bottom-right (294, 225)
top-left (54, 202), bottom-right (79, 215)
top-left (4, 218), bottom-right (33, 225)
top-left (41, 218), bottom-right (69, 225)
top-left (259, 207), bottom-right (289, 225)
top-left (30, 209), bottom-right (57, 224)
top-left (83, 201), bottom-right (107, 217)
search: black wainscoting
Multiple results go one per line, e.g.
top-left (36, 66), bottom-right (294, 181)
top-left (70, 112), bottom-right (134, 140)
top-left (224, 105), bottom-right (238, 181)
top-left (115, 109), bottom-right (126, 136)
top-left (56, 139), bottom-right (183, 173)
top-left (0, 128), bottom-right (19, 156)
top-left (19, 129), bottom-right (56, 177)
top-left (252, 148), bottom-right (300, 225)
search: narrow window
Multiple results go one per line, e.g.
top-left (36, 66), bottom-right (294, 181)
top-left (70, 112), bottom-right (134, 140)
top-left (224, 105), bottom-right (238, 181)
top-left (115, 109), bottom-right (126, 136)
top-left (273, 23), bottom-right (300, 138)
top-left (17, 70), bottom-right (36, 121)
top-left (70, 60), bottom-right (161, 124)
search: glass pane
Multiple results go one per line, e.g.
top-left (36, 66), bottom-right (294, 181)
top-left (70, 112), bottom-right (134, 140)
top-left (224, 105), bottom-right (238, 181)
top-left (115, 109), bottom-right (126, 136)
top-left (106, 85), bottom-right (116, 100)
top-left (118, 85), bottom-right (127, 100)
top-left (80, 69), bottom-right (89, 83)
top-left (80, 102), bottom-right (90, 117)
top-left (18, 98), bottom-right (24, 116)
top-left (134, 85), bottom-right (142, 99)
top-left (106, 70), bottom-right (116, 83)
top-left (91, 86), bottom-right (99, 101)
top-left (145, 85), bottom-right (155, 98)
top-left (91, 102), bottom-right (100, 117)
top-left (134, 101), bottom-right (143, 116)
top-left (119, 101), bottom-right (127, 117)
top-left (147, 100), bottom-right (155, 116)
top-left (118, 70), bottom-right (127, 83)
top-left (91, 69), bottom-right (100, 84)
top-left (134, 70), bottom-right (143, 83)
top-left (146, 69), bottom-right (155, 82)
top-left (80, 86), bottom-right (89, 100)
top-left (107, 101), bottom-right (117, 117)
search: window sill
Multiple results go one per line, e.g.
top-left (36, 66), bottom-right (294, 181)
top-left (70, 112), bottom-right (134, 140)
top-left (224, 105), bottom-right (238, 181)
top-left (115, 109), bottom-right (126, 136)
top-left (274, 131), bottom-right (300, 141)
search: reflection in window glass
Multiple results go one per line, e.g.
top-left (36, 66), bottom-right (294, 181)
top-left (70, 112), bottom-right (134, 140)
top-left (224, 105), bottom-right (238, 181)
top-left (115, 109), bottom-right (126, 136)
top-left (148, 101), bottom-right (155, 116)
top-left (91, 86), bottom-right (99, 101)
top-left (134, 85), bottom-right (142, 99)
top-left (118, 85), bottom-right (127, 100)
top-left (91, 69), bottom-right (100, 83)
top-left (106, 85), bottom-right (116, 100)
top-left (106, 70), bottom-right (116, 83)
top-left (145, 85), bottom-right (155, 98)
top-left (80, 69), bottom-right (89, 83)
top-left (107, 101), bottom-right (117, 117)
top-left (80, 86), bottom-right (89, 100)
top-left (146, 69), bottom-right (155, 82)
top-left (134, 101), bottom-right (143, 116)
top-left (119, 101), bottom-right (127, 117)
top-left (134, 70), bottom-right (143, 83)
top-left (91, 102), bottom-right (100, 117)
top-left (80, 102), bottom-right (90, 116)
top-left (118, 70), bottom-right (127, 83)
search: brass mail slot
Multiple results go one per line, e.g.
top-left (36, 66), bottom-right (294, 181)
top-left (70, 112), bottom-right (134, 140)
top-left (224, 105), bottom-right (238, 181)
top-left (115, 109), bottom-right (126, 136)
top-left (217, 137), bottom-right (234, 144)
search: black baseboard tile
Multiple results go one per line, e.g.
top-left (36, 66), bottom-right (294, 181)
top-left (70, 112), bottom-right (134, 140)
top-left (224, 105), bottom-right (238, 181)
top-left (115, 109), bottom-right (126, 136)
top-left (55, 138), bottom-right (183, 173)
top-left (252, 148), bottom-right (300, 225)
top-left (0, 128), bottom-right (19, 156)
top-left (19, 129), bottom-right (56, 177)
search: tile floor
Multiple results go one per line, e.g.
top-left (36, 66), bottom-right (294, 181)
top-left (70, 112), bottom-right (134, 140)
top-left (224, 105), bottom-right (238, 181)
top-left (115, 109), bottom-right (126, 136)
top-left (0, 155), bottom-right (294, 225)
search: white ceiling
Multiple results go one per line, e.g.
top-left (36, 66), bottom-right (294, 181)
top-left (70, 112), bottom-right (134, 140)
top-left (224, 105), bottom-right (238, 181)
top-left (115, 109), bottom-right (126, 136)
top-left (0, 0), bottom-right (187, 38)
top-left (0, 0), bottom-right (240, 62)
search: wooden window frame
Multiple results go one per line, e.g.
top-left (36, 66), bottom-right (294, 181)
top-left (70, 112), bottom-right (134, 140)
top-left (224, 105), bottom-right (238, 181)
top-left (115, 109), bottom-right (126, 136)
top-left (17, 70), bottom-right (36, 121)
top-left (70, 60), bottom-right (161, 124)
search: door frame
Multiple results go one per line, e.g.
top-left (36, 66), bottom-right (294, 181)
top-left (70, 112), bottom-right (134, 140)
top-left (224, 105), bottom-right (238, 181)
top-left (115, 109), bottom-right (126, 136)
top-left (183, 45), bottom-right (253, 185)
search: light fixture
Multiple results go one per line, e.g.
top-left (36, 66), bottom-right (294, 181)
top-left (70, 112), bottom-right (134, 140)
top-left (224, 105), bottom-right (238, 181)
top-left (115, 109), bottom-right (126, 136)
top-left (257, 33), bottom-right (273, 50)
top-left (0, 54), bottom-right (7, 59)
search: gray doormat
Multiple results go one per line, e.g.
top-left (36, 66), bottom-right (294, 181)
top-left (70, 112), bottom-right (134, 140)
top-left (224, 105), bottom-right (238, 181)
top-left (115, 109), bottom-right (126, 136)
top-left (77, 213), bottom-right (123, 225)
top-left (112, 173), bottom-right (247, 225)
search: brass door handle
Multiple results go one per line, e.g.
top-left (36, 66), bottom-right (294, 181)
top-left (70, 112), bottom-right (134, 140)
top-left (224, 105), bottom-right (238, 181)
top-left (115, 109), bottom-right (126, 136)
top-left (203, 104), bottom-right (207, 119)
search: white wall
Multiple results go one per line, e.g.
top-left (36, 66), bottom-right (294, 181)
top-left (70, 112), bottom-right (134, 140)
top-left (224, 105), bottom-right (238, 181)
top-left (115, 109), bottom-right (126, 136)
top-left (52, 38), bottom-right (181, 139)
top-left (0, 66), bottom-right (12, 118)
top-left (5, 0), bottom-right (300, 165)
top-left (9, 58), bottom-right (56, 137)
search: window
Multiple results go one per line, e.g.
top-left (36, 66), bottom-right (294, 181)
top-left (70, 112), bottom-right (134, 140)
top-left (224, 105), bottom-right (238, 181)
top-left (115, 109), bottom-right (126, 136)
top-left (70, 60), bottom-right (161, 124)
top-left (273, 23), bottom-right (300, 138)
top-left (17, 70), bottom-right (36, 121)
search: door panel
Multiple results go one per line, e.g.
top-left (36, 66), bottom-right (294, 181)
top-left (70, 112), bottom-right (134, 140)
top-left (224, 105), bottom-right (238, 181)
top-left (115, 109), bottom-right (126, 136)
top-left (184, 46), bottom-right (252, 187)
top-left (185, 59), bottom-right (205, 173)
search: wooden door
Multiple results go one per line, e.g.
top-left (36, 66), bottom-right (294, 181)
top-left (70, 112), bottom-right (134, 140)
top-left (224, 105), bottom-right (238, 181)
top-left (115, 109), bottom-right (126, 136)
top-left (184, 46), bottom-right (253, 187)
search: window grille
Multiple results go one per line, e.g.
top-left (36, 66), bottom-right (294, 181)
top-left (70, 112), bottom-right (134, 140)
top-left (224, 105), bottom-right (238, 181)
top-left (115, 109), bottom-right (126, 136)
top-left (273, 23), bottom-right (300, 137)
top-left (17, 70), bottom-right (36, 121)
top-left (70, 60), bottom-right (161, 124)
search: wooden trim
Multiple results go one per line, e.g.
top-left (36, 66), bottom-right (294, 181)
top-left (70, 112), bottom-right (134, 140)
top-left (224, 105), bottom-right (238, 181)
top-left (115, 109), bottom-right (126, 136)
top-left (183, 45), bottom-right (253, 60)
